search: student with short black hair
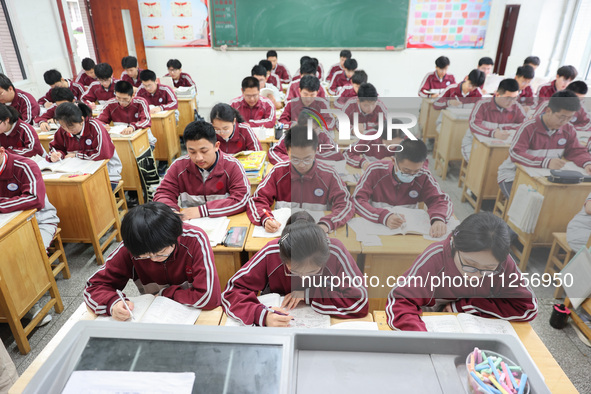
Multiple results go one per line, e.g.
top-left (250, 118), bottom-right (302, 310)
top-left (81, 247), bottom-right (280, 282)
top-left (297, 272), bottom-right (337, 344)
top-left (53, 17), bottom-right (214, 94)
top-left (327, 49), bottom-right (352, 83)
top-left (328, 58), bottom-right (358, 95)
top-left (344, 121), bottom-right (406, 169)
top-left (293, 57), bottom-right (324, 82)
top-left (230, 76), bottom-right (276, 129)
top-left (223, 211), bottom-right (368, 326)
top-left (38, 69), bottom-right (84, 108)
top-left (137, 69), bottom-right (178, 114)
top-left (386, 212), bottom-right (538, 331)
top-left (251, 64), bottom-right (282, 110)
top-left (120, 56), bottom-right (143, 88)
top-left (248, 125), bottom-right (353, 232)
top-left (210, 102), bottom-right (261, 154)
top-left (76, 57), bottom-right (97, 88)
top-left (0, 73), bottom-right (40, 125)
top-left (0, 104), bottom-right (44, 157)
top-left (533, 81), bottom-right (591, 132)
top-left (97, 80), bottom-right (151, 136)
top-left (35, 87), bottom-right (76, 131)
top-left (154, 121), bottom-right (250, 218)
top-left (418, 56), bottom-right (456, 98)
top-left (354, 139), bottom-right (453, 238)
top-left (537, 65), bottom-right (578, 97)
top-left (336, 70), bottom-right (368, 109)
top-left (478, 56), bottom-right (494, 76)
top-left (515, 65), bottom-right (535, 108)
top-left (342, 82), bottom-right (388, 134)
top-left (84, 201), bottom-right (221, 320)
top-left (433, 69), bottom-right (485, 110)
top-left (523, 56), bottom-right (541, 70)
top-left (165, 59), bottom-right (196, 89)
top-left (50, 102), bottom-right (122, 187)
top-left (266, 50), bottom-right (291, 84)
top-left (498, 90), bottom-right (591, 197)
top-left (81, 63), bottom-right (119, 108)
top-left (285, 59), bottom-right (327, 102)
top-left (259, 59), bottom-right (281, 90)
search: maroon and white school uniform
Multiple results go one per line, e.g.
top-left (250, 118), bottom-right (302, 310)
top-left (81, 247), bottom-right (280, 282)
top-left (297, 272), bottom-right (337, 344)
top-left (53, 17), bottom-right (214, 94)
top-left (418, 71), bottom-right (456, 97)
top-left (335, 85), bottom-right (357, 109)
top-left (216, 122), bottom-right (262, 154)
top-left (81, 79), bottom-right (119, 104)
top-left (518, 85), bottom-right (534, 107)
top-left (386, 236), bottom-right (538, 331)
top-left (154, 151), bottom-right (250, 217)
top-left (34, 104), bottom-right (57, 125)
top-left (120, 69), bottom-right (144, 88)
top-left (97, 97), bottom-right (151, 131)
top-left (532, 100), bottom-right (591, 133)
top-left (7, 89), bottom-right (39, 125)
top-left (84, 223), bottom-right (221, 316)
top-left (246, 160), bottom-right (354, 231)
top-left (164, 72), bottom-right (196, 89)
top-left (293, 64), bottom-right (324, 82)
top-left (230, 95), bottom-right (276, 129)
top-left (0, 119), bottom-right (44, 157)
top-left (37, 79), bottom-right (85, 106)
top-left (278, 97), bottom-right (335, 129)
top-left (328, 70), bottom-right (352, 96)
top-left (536, 80), bottom-right (557, 98)
top-left (326, 63), bottom-right (342, 84)
top-left (342, 98), bottom-right (389, 131)
top-left (268, 129), bottom-right (343, 165)
top-left (285, 79), bottom-right (326, 102)
top-left (272, 63), bottom-right (291, 85)
top-left (267, 73), bottom-right (281, 90)
top-left (75, 71), bottom-right (97, 89)
top-left (497, 114), bottom-right (591, 184)
top-left (222, 237), bottom-right (368, 326)
top-left (136, 84), bottom-right (178, 111)
top-left (433, 82), bottom-right (482, 111)
top-left (344, 138), bottom-right (397, 168)
top-left (353, 160), bottom-right (453, 225)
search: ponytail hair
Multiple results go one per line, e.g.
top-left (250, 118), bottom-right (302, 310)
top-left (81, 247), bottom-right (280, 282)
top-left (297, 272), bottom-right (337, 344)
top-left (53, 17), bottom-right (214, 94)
top-left (279, 211), bottom-right (329, 267)
top-left (210, 102), bottom-right (244, 124)
top-left (54, 102), bottom-right (92, 127)
top-left (0, 103), bottom-right (21, 124)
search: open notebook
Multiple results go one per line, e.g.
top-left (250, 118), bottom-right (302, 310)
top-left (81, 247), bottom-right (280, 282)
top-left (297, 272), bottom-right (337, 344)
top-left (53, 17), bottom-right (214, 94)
top-left (186, 216), bottom-right (230, 247)
top-left (96, 294), bottom-right (201, 324)
top-left (251, 208), bottom-right (325, 238)
top-left (422, 314), bottom-right (519, 340)
top-left (30, 155), bottom-right (103, 175)
top-left (225, 293), bottom-right (331, 328)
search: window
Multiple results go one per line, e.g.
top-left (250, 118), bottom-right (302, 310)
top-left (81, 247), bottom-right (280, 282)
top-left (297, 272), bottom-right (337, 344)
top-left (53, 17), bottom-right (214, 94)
top-left (0, 0), bottom-right (26, 81)
top-left (563, 0), bottom-right (591, 79)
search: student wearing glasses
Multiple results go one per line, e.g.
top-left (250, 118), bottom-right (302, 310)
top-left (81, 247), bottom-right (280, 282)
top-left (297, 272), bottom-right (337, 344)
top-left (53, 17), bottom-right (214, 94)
top-left (222, 211), bottom-right (368, 327)
top-left (84, 202), bottom-right (221, 321)
top-left (386, 212), bottom-right (538, 331)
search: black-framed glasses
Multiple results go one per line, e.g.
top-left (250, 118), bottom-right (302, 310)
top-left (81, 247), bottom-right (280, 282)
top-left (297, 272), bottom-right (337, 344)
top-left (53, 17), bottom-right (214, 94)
top-left (458, 252), bottom-right (503, 276)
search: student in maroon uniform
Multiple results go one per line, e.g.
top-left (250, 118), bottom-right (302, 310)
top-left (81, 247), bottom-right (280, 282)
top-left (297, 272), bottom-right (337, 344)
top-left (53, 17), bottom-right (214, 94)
top-left (497, 91), bottom-right (591, 198)
top-left (35, 88), bottom-right (75, 132)
top-left (293, 57), bottom-right (324, 82)
top-left (386, 212), bottom-right (538, 331)
top-left (0, 74), bottom-right (39, 125)
top-left (433, 69), bottom-right (485, 111)
top-left (165, 59), bottom-right (196, 89)
top-left (266, 50), bottom-right (291, 85)
top-left (418, 56), bottom-right (456, 98)
top-left (222, 211), bottom-right (368, 326)
top-left (247, 126), bottom-right (353, 233)
top-left (81, 63), bottom-right (119, 108)
top-left (210, 102), bottom-right (261, 154)
top-left (461, 79), bottom-right (526, 161)
top-left (327, 49), bottom-right (352, 84)
top-left (258, 59), bottom-right (281, 90)
top-left (154, 121), bottom-right (250, 219)
top-left (523, 56), bottom-right (540, 70)
top-left (342, 83), bottom-right (388, 134)
top-left (477, 57), bottom-right (494, 76)
top-left (335, 70), bottom-right (368, 109)
top-left (137, 69), bottom-right (178, 114)
top-left (285, 59), bottom-right (327, 102)
top-left (344, 124), bottom-right (406, 170)
top-left (84, 202), bottom-right (221, 320)
top-left (328, 58), bottom-right (358, 96)
top-left (277, 75), bottom-right (332, 131)
top-left (38, 69), bottom-right (84, 108)
top-left (0, 104), bottom-right (44, 157)
top-left (120, 56), bottom-right (143, 88)
top-left (533, 81), bottom-right (591, 133)
top-left (251, 65), bottom-right (283, 110)
top-left (49, 102), bottom-right (122, 187)
top-left (75, 57), bottom-right (97, 89)
top-left (97, 80), bottom-right (151, 135)
top-left (515, 65), bottom-right (535, 109)
top-left (230, 77), bottom-right (276, 129)
top-left (537, 65), bottom-right (578, 97)
top-left (353, 139), bottom-right (453, 238)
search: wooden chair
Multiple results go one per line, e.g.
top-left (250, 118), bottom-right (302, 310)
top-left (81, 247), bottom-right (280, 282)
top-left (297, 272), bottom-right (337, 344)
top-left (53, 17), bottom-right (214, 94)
top-left (113, 180), bottom-right (128, 221)
top-left (544, 233), bottom-right (574, 299)
top-left (458, 158), bottom-right (468, 188)
top-left (47, 228), bottom-right (70, 279)
top-left (493, 188), bottom-right (507, 218)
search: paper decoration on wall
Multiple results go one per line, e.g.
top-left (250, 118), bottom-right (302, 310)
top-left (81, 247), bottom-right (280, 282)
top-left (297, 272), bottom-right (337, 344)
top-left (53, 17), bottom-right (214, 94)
top-left (406, 0), bottom-right (491, 49)
top-left (138, 0), bottom-right (210, 47)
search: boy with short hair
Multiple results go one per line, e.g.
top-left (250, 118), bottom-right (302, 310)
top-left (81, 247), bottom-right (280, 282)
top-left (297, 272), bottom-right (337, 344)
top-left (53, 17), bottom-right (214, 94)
top-left (97, 81), bottom-right (151, 135)
top-left (277, 75), bottom-right (332, 129)
top-left (35, 87), bottom-right (75, 131)
top-left (353, 139), bottom-right (453, 238)
top-left (537, 65), bottom-right (578, 97)
top-left (81, 63), bottom-right (119, 108)
top-left (258, 59), bottom-right (281, 90)
top-left (120, 56), bottom-right (143, 88)
top-left (251, 64), bottom-right (282, 110)
top-left (327, 49), bottom-right (352, 83)
top-left (433, 69), bottom-right (485, 111)
top-left (343, 121), bottom-right (406, 169)
top-left (336, 70), bottom-right (368, 109)
top-left (230, 76), bottom-right (276, 129)
top-left (478, 57), bottom-right (494, 76)
top-left (342, 83), bottom-right (388, 133)
top-left (38, 69), bottom-right (84, 108)
top-left (418, 56), bottom-right (456, 98)
top-left (75, 57), bottom-right (97, 88)
top-left (533, 81), bottom-right (591, 132)
top-left (165, 59), bottom-right (196, 89)
top-left (137, 69), bottom-right (178, 114)
top-left (266, 50), bottom-right (291, 84)
top-left (523, 56), bottom-right (540, 70)
top-left (0, 73), bottom-right (39, 125)
top-left (285, 59), bottom-right (326, 102)
top-left (84, 202), bottom-right (221, 320)
top-left (515, 65), bottom-right (535, 109)
top-left (328, 58), bottom-right (358, 96)
top-left (154, 121), bottom-right (250, 218)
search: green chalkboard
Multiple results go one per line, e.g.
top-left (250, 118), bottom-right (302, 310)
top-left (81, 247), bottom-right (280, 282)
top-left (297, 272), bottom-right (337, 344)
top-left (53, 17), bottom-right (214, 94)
top-left (209, 0), bottom-right (409, 49)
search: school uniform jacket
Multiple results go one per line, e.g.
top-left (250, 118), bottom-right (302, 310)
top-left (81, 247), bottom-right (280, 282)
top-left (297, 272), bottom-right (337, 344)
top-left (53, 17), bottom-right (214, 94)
top-left (154, 151), bottom-right (250, 217)
top-left (418, 71), bottom-right (456, 97)
top-left (344, 139), bottom-right (398, 168)
top-left (37, 79), bottom-right (85, 106)
top-left (246, 160), bottom-right (354, 231)
top-left (385, 236), bottom-right (538, 331)
top-left (164, 72), bottom-right (196, 89)
top-left (326, 63), bottom-right (342, 84)
top-left (278, 97), bottom-right (335, 129)
top-left (433, 82), bottom-right (482, 111)
top-left (536, 80), bottom-right (557, 98)
top-left (230, 95), bottom-right (276, 129)
top-left (328, 70), bottom-right (352, 96)
top-left (267, 72), bottom-right (281, 90)
top-left (285, 79), bottom-right (326, 102)
top-left (81, 79), bottom-right (119, 104)
top-left (353, 160), bottom-right (453, 225)
top-left (120, 69), bottom-right (144, 88)
top-left (518, 85), bottom-right (534, 107)
top-left (335, 85), bottom-right (357, 109)
top-left (34, 104), bottom-right (57, 125)
top-left (84, 223), bottom-right (221, 316)
top-left (75, 71), bottom-right (97, 89)
top-left (97, 97), bottom-right (151, 131)
top-left (268, 129), bottom-right (343, 165)
top-left (136, 84), bottom-right (179, 111)
top-left (342, 99), bottom-right (389, 131)
top-left (0, 119), bottom-right (44, 157)
top-left (273, 63), bottom-right (291, 84)
top-left (293, 64), bottom-right (324, 81)
top-left (533, 101), bottom-right (591, 133)
top-left (8, 89), bottom-right (40, 125)
top-left (221, 237), bottom-right (368, 326)
top-left (497, 114), bottom-right (591, 184)
top-left (0, 152), bottom-right (59, 232)
top-left (215, 122), bottom-right (262, 154)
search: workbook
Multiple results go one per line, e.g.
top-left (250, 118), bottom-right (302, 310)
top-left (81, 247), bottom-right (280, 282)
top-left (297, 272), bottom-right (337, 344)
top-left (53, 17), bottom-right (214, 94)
top-left (186, 216), bottom-right (230, 247)
top-left (422, 314), bottom-right (519, 340)
top-left (96, 294), bottom-right (201, 324)
top-left (30, 155), bottom-right (103, 175)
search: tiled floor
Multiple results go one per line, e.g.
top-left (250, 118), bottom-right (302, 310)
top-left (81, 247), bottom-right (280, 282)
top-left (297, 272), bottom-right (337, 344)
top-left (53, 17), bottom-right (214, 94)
top-left (2, 150), bottom-right (590, 393)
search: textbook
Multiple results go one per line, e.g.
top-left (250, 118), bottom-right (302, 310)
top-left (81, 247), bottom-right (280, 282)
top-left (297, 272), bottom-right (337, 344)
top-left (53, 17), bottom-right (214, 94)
top-left (34, 122), bottom-right (59, 134)
top-left (96, 294), bottom-right (201, 324)
top-left (30, 155), bottom-right (103, 175)
top-left (175, 86), bottom-right (196, 97)
top-left (186, 216), bottom-right (230, 247)
top-left (422, 314), bottom-right (519, 340)
top-left (235, 150), bottom-right (266, 171)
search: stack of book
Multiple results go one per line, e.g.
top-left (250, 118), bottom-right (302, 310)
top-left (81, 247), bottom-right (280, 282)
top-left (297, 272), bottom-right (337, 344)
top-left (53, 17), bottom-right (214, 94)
top-left (235, 151), bottom-right (267, 183)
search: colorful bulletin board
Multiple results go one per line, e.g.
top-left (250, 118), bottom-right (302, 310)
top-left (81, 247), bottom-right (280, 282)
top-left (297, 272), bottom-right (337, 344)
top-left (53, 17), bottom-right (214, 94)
top-left (138, 1), bottom-right (210, 47)
top-left (406, 0), bottom-right (491, 49)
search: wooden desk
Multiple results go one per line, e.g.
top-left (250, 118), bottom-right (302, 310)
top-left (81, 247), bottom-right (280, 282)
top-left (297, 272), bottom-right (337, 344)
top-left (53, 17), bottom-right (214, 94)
top-left (373, 311), bottom-right (578, 394)
top-left (244, 219), bottom-right (274, 258)
top-left (43, 162), bottom-right (122, 265)
top-left (419, 98), bottom-right (441, 143)
top-left (36, 131), bottom-right (53, 153)
top-left (220, 311), bottom-right (373, 326)
top-left (256, 131), bottom-right (279, 155)
top-left (505, 165), bottom-right (591, 270)
top-left (177, 96), bottom-right (197, 137)
top-left (212, 213), bottom-right (250, 290)
top-left (111, 129), bottom-right (150, 205)
top-left (434, 110), bottom-right (469, 180)
top-left (461, 136), bottom-right (509, 212)
top-left (151, 110), bottom-right (180, 165)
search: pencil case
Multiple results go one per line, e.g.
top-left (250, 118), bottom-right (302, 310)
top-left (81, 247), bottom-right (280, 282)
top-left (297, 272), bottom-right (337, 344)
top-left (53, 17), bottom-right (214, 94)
top-left (223, 226), bottom-right (247, 248)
